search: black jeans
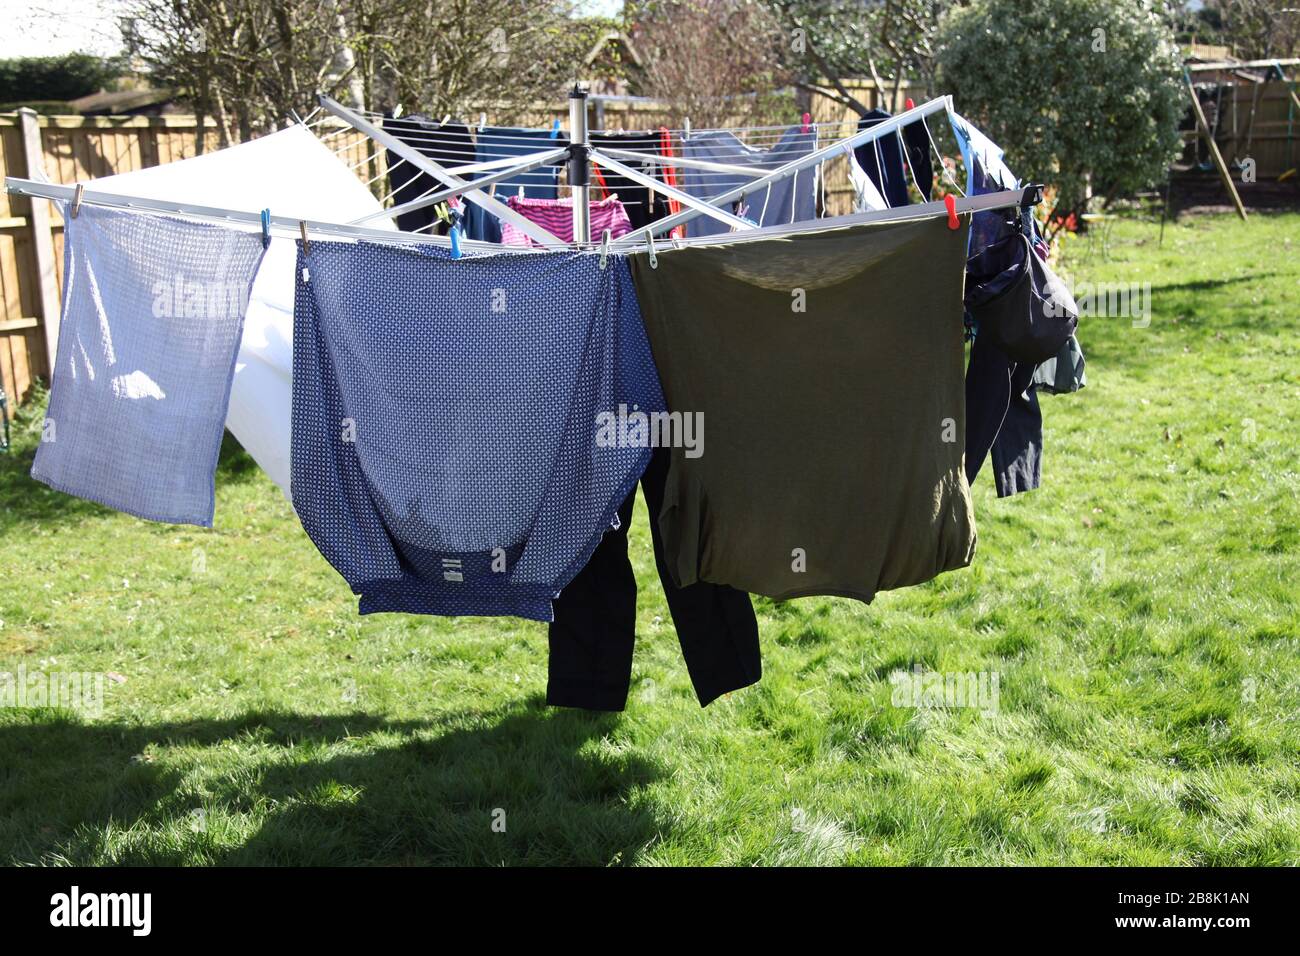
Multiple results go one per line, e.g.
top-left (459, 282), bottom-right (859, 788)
top-left (547, 448), bottom-right (761, 711)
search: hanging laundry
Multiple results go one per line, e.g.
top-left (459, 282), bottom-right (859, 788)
top-left (950, 112), bottom-right (1019, 193)
top-left (588, 131), bottom-right (672, 231)
top-left (990, 330), bottom-right (1087, 494)
top-left (657, 126), bottom-right (686, 239)
top-left (952, 112), bottom-right (1085, 498)
top-left (549, 447), bottom-right (760, 711)
top-left (464, 125), bottom-right (567, 243)
top-left (1032, 334), bottom-right (1086, 395)
top-left (290, 239), bottom-right (664, 622)
top-left (989, 374), bottom-right (1042, 495)
top-left (382, 115), bottom-right (479, 234)
top-left (847, 151), bottom-right (890, 212)
top-left (79, 124), bottom-right (399, 501)
top-left (32, 205), bottom-right (266, 525)
top-left (978, 332), bottom-right (1086, 498)
top-left (498, 194), bottom-right (632, 247)
top-left (852, 108), bottom-right (935, 208)
top-left (949, 111), bottom-right (1028, 256)
top-left (680, 126), bottom-right (817, 237)
top-left (964, 230), bottom-right (1077, 365)
top-left (628, 216), bottom-right (976, 601)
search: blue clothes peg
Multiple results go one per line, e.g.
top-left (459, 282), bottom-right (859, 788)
top-left (446, 199), bottom-right (465, 259)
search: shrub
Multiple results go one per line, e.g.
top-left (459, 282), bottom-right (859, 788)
top-left (936, 0), bottom-right (1185, 220)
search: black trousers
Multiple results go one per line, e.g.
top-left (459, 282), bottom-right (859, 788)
top-left (964, 333), bottom-right (1042, 497)
top-left (547, 448), bottom-right (761, 711)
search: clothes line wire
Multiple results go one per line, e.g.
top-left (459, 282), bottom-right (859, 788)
top-left (343, 109), bottom-right (872, 140)
top-left (315, 96), bottom-right (961, 230)
top-left (921, 117), bottom-right (965, 197)
top-left (340, 97), bottom-right (902, 138)
top-left (5, 174), bottom-right (1033, 255)
top-left (344, 149), bottom-right (385, 172)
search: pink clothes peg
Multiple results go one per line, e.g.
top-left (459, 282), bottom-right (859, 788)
top-left (800, 112), bottom-right (811, 134)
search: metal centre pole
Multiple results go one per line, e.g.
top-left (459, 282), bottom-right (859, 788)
top-left (568, 84), bottom-right (591, 246)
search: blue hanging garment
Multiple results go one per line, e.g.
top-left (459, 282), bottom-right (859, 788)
top-left (32, 204), bottom-right (266, 526)
top-left (464, 125), bottom-right (568, 243)
top-left (949, 111), bottom-right (1028, 255)
top-left (680, 126), bottom-right (818, 237)
top-left (290, 240), bottom-right (664, 621)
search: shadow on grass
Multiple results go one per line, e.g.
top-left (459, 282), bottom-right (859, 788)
top-left (0, 700), bottom-right (666, 866)
top-left (1149, 273), bottom-right (1284, 296)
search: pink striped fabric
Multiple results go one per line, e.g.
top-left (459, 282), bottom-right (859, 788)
top-left (499, 195), bottom-right (633, 247)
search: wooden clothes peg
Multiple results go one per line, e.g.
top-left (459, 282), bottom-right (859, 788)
top-left (298, 221), bottom-right (311, 282)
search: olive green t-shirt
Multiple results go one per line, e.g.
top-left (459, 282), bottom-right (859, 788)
top-left (629, 215), bottom-right (976, 602)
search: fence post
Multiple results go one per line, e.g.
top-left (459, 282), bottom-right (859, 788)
top-left (18, 108), bottom-right (63, 375)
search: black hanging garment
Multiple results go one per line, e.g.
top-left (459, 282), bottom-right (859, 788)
top-left (588, 132), bottom-right (673, 231)
top-left (964, 219), bottom-right (1085, 497)
top-left (548, 448), bottom-right (761, 711)
top-left (854, 109), bottom-right (935, 206)
top-left (382, 115), bottom-right (479, 234)
top-left (964, 230), bottom-right (1078, 366)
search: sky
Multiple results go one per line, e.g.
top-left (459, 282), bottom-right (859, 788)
top-left (0, 0), bottom-right (626, 59)
top-left (0, 0), bottom-right (129, 58)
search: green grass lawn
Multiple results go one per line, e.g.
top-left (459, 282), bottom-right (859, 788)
top-left (1, 212), bottom-right (1297, 866)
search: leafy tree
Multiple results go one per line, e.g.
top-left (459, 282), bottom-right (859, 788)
top-left (1208, 0), bottom-right (1300, 59)
top-left (0, 54), bottom-right (125, 104)
top-left (936, 0), bottom-right (1185, 224)
top-left (767, 0), bottom-right (952, 115)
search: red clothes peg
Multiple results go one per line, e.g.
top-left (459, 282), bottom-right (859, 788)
top-left (591, 166), bottom-right (610, 200)
top-left (944, 194), bottom-right (959, 230)
top-left (800, 112), bottom-right (811, 134)
top-left (905, 97), bottom-right (915, 111)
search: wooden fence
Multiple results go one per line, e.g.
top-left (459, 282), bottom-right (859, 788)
top-left (1181, 79), bottom-right (1300, 177)
top-left (0, 81), bottom-right (909, 407)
